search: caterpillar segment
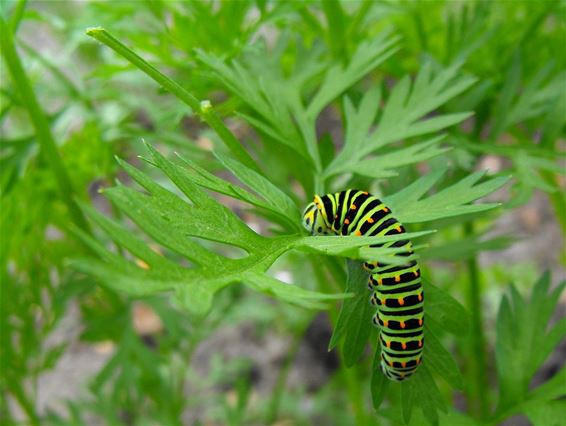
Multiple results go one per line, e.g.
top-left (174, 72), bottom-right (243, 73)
top-left (302, 189), bottom-right (424, 381)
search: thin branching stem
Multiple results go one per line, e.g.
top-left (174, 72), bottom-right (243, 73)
top-left (85, 27), bottom-right (261, 174)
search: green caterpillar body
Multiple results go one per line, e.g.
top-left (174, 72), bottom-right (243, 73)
top-left (302, 189), bottom-right (423, 381)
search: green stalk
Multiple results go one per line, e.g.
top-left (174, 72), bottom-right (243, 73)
top-left (85, 27), bottom-right (260, 174)
top-left (7, 0), bottom-right (27, 32)
top-left (0, 17), bottom-right (91, 234)
top-left (463, 221), bottom-right (489, 419)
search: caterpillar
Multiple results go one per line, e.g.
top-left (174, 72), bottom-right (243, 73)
top-left (302, 189), bottom-right (423, 381)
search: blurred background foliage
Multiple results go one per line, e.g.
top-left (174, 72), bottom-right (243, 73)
top-left (1, 0), bottom-right (565, 425)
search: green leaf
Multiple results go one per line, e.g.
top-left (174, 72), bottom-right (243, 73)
top-left (243, 271), bottom-right (348, 310)
top-left (495, 272), bottom-right (566, 412)
top-left (371, 347), bottom-right (390, 411)
top-left (326, 61), bottom-right (476, 177)
top-left (172, 154), bottom-right (298, 230)
top-left (491, 54), bottom-right (565, 139)
top-left (385, 169), bottom-right (509, 223)
top-left (70, 145), bottom-right (347, 316)
top-left (540, 88), bottom-right (566, 148)
top-left (424, 280), bottom-right (470, 336)
top-left (328, 260), bottom-right (374, 366)
top-left (306, 30), bottom-right (400, 119)
top-left (394, 365), bottom-right (448, 426)
top-left (423, 325), bottom-right (464, 390)
top-left (422, 235), bottom-right (515, 261)
top-left (523, 400), bottom-right (566, 426)
top-left (196, 49), bottom-right (310, 161)
top-left (411, 365), bottom-right (447, 425)
top-left (528, 366), bottom-right (566, 403)
top-left (400, 377), bottom-right (415, 424)
top-left (295, 231), bottom-right (434, 264)
top-left (215, 152), bottom-right (302, 229)
top-left (352, 136), bottom-right (451, 179)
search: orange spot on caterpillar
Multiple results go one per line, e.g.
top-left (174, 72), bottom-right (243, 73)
top-left (418, 340), bottom-right (423, 347)
top-left (395, 275), bottom-right (401, 282)
top-left (418, 319), bottom-right (423, 326)
top-left (418, 293), bottom-right (423, 302)
top-left (398, 298), bottom-right (405, 306)
top-left (344, 219), bottom-right (350, 225)
top-left (362, 191), bottom-right (368, 195)
top-left (383, 207), bottom-right (389, 213)
top-left (388, 360), bottom-right (393, 367)
top-left (386, 341), bottom-right (391, 348)
top-left (367, 217), bottom-right (375, 223)
top-left (383, 320), bottom-right (389, 327)
top-left (351, 204), bottom-right (357, 210)
top-left (400, 321), bottom-right (406, 329)
top-left (414, 270), bottom-right (419, 277)
top-left (401, 362), bottom-right (407, 368)
top-left (395, 226), bottom-right (401, 232)
top-left (378, 278), bottom-right (383, 285)
top-left (402, 342), bottom-right (407, 350)
top-left (354, 230), bottom-right (362, 236)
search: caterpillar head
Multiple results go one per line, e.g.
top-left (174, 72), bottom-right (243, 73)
top-left (302, 196), bottom-right (332, 235)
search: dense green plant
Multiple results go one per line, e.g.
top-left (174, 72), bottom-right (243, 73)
top-left (1, 1), bottom-right (565, 425)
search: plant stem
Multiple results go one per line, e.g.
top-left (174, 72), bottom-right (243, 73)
top-left (7, 0), bottom-right (27, 32)
top-left (463, 221), bottom-right (489, 419)
top-left (85, 27), bottom-right (260, 174)
top-left (0, 16), bottom-right (91, 235)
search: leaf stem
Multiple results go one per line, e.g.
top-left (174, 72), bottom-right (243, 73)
top-left (85, 27), bottom-right (260, 174)
top-left (0, 16), bottom-right (91, 234)
top-left (463, 221), bottom-right (489, 419)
